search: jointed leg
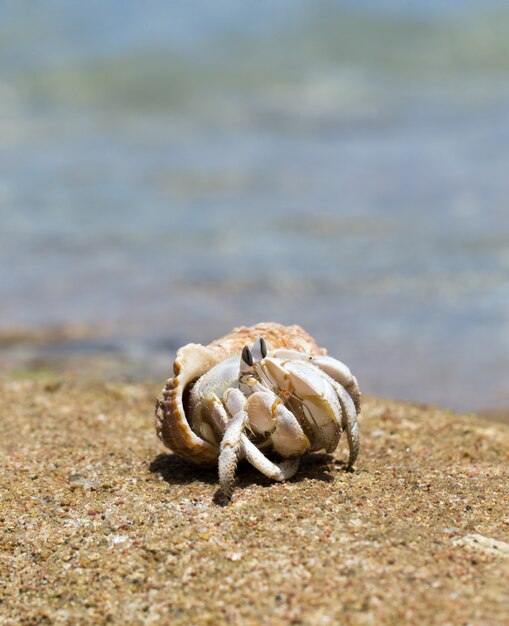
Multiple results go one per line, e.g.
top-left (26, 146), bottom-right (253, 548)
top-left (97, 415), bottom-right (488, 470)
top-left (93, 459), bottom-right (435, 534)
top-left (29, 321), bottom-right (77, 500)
top-left (217, 388), bottom-right (305, 500)
top-left (330, 380), bottom-right (360, 469)
top-left (217, 389), bottom-right (249, 501)
top-left (209, 393), bottom-right (229, 437)
top-left (241, 436), bottom-right (300, 481)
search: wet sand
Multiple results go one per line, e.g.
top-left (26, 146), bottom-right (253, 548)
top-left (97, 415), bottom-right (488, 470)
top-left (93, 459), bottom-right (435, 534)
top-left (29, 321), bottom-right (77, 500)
top-left (1, 376), bottom-right (508, 625)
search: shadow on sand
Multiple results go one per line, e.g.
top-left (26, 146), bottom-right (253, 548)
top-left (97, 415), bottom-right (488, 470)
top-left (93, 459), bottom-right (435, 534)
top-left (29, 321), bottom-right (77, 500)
top-left (149, 451), bottom-right (349, 504)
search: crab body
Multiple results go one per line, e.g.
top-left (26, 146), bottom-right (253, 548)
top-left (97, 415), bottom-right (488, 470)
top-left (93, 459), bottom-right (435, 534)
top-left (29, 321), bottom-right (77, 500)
top-left (155, 323), bottom-right (360, 502)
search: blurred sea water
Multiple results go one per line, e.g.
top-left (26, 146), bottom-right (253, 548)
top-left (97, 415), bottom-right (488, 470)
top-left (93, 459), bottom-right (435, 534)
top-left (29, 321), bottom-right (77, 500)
top-left (1, 1), bottom-right (509, 412)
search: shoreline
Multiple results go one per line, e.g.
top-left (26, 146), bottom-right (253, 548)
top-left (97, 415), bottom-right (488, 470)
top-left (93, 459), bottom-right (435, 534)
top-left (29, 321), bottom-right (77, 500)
top-left (2, 345), bottom-right (509, 425)
top-left (1, 375), bottom-right (508, 625)
top-left (1, 322), bottom-right (509, 422)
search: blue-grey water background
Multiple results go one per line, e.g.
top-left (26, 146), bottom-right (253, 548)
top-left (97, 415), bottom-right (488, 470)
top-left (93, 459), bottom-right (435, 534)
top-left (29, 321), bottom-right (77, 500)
top-left (1, 1), bottom-right (509, 413)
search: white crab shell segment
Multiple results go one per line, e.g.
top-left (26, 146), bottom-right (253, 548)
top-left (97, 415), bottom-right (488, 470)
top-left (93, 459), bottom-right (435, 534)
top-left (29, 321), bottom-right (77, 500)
top-left (155, 322), bottom-right (325, 465)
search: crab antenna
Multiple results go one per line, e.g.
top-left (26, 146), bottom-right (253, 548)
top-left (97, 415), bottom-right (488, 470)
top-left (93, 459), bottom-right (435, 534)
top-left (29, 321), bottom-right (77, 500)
top-left (241, 345), bottom-right (254, 367)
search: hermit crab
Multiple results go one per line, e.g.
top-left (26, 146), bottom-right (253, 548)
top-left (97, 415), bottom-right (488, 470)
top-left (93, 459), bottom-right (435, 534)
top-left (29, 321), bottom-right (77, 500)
top-left (155, 323), bottom-right (360, 501)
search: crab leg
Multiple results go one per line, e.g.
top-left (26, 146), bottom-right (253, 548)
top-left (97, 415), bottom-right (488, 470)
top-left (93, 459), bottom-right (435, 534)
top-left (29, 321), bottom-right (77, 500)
top-left (218, 389), bottom-right (249, 500)
top-left (209, 393), bottom-right (229, 437)
top-left (241, 436), bottom-right (300, 481)
top-left (329, 380), bottom-right (360, 469)
top-left (217, 388), bottom-right (303, 500)
top-left (313, 356), bottom-right (361, 412)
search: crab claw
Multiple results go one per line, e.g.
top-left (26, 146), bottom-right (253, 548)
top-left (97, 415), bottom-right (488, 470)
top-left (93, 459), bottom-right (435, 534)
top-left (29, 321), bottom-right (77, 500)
top-left (246, 391), bottom-right (310, 457)
top-left (286, 356), bottom-right (360, 467)
top-left (265, 358), bottom-right (343, 453)
top-left (273, 349), bottom-right (361, 412)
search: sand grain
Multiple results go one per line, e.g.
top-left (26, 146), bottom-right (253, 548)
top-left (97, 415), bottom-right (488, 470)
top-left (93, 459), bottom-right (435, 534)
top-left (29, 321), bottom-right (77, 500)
top-left (1, 378), bottom-right (508, 625)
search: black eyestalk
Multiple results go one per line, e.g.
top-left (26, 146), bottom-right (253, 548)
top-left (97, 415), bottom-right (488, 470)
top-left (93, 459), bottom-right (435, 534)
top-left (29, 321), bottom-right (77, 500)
top-left (241, 345), bottom-right (254, 367)
top-left (259, 337), bottom-right (267, 359)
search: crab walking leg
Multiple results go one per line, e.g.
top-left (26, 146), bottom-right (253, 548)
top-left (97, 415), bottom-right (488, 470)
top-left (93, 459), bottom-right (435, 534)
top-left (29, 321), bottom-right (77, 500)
top-left (218, 389), bottom-right (249, 500)
top-left (241, 435), bottom-right (300, 481)
top-left (312, 356), bottom-right (361, 412)
top-left (194, 393), bottom-right (228, 445)
top-left (330, 380), bottom-right (360, 469)
top-left (209, 393), bottom-right (229, 436)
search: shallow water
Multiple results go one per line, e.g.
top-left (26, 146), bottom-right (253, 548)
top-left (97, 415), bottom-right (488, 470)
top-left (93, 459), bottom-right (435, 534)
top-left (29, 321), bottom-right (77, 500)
top-left (1, 1), bottom-right (509, 411)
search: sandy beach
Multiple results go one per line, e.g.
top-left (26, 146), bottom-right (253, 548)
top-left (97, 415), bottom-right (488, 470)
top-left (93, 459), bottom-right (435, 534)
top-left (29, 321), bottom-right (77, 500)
top-left (1, 375), bottom-right (507, 625)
